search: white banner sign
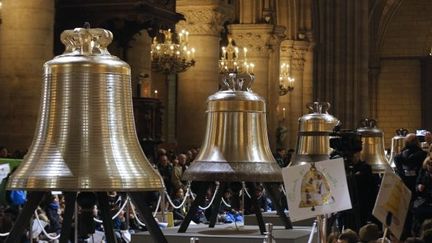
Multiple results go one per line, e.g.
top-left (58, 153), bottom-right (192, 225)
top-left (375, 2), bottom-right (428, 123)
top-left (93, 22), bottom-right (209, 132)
top-left (0, 163), bottom-right (10, 182)
top-left (282, 158), bottom-right (352, 222)
top-left (373, 171), bottom-right (411, 239)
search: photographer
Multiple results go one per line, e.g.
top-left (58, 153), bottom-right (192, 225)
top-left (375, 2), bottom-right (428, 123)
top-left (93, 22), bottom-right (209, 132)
top-left (330, 129), bottom-right (377, 231)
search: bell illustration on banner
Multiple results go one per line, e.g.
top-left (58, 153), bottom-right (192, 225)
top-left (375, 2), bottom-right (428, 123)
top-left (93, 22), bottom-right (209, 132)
top-left (356, 118), bottom-right (391, 174)
top-left (290, 102), bottom-right (339, 166)
top-left (182, 72), bottom-right (281, 182)
top-left (299, 163), bottom-right (334, 211)
top-left (7, 27), bottom-right (163, 191)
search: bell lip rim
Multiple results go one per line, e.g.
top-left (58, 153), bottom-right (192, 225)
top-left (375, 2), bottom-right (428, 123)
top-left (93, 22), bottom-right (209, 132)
top-left (5, 187), bottom-right (164, 192)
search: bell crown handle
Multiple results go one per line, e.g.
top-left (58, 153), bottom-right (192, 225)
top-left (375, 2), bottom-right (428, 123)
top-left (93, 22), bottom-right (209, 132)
top-left (359, 118), bottom-right (377, 128)
top-left (60, 25), bottom-right (113, 55)
top-left (306, 101), bottom-right (331, 114)
top-left (219, 72), bottom-right (255, 91)
top-left (396, 128), bottom-right (409, 136)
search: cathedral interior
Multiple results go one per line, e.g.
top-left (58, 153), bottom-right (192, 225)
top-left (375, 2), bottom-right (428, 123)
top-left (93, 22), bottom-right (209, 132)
top-left (0, 0), bottom-right (431, 155)
top-left (0, 0), bottom-right (432, 242)
top-left (0, 0), bottom-right (432, 155)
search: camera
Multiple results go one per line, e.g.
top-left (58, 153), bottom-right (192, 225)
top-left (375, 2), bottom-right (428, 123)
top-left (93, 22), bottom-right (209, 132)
top-left (329, 129), bottom-right (362, 159)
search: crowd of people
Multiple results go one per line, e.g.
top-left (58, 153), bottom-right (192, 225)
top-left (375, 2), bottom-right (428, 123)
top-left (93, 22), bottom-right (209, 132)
top-left (0, 131), bottom-right (431, 242)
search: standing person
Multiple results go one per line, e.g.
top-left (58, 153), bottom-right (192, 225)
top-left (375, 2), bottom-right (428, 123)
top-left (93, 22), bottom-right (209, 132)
top-left (274, 148), bottom-right (289, 168)
top-left (158, 155), bottom-right (173, 195)
top-left (395, 133), bottom-right (427, 194)
top-left (171, 153), bottom-right (188, 192)
top-left (394, 133), bottom-right (427, 238)
top-left (412, 157), bottom-right (432, 235)
top-left (351, 151), bottom-right (377, 227)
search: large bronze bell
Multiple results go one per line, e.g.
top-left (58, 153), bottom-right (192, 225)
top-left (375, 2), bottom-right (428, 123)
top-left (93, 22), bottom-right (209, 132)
top-left (388, 128), bottom-right (409, 168)
top-left (182, 73), bottom-right (281, 182)
top-left (7, 27), bottom-right (163, 191)
top-left (356, 118), bottom-right (391, 174)
top-left (290, 102), bottom-right (339, 166)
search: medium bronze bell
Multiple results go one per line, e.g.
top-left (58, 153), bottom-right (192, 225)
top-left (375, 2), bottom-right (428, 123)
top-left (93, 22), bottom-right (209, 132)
top-left (182, 73), bottom-right (281, 182)
top-left (290, 102), bottom-right (339, 166)
top-left (388, 128), bottom-right (409, 168)
top-left (356, 118), bottom-right (391, 174)
top-left (7, 27), bottom-right (163, 191)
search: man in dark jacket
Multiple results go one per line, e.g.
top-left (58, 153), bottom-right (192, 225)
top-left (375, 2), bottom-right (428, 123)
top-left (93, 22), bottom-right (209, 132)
top-left (394, 133), bottom-right (427, 194)
top-left (394, 133), bottom-right (427, 238)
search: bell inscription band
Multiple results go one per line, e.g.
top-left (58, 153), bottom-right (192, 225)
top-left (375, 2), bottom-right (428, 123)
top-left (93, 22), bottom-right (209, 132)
top-left (5, 27), bottom-right (167, 243)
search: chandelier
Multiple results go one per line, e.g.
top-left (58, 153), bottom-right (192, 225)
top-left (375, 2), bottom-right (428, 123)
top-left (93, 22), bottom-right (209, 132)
top-left (279, 63), bottom-right (294, 96)
top-left (151, 29), bottom-right (195, 75)
top-left (219, 38), bottom-right (254, 75)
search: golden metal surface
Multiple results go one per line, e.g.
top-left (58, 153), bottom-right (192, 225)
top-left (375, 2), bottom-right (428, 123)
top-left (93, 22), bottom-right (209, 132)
top-left (183, 74), bottom-right (282, 182)
top-left (388, 128), bottom-right (408, 168)
top-left (356, 119), bottom-right (391, 174)
top-left (290, 102), bottom-right (339, 165)
top-left (7, 28), bottom-right (163, 191)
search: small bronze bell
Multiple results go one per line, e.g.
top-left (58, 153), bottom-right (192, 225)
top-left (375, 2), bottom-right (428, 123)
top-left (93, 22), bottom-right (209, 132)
top-left (182, 73), bottom-right (281, 182)
top-left (290, 102), bottom-right (339, 166)
top-left (7, 27), bottom-right (163, 191)
top-left (356, 118), bottom-right (391, 174)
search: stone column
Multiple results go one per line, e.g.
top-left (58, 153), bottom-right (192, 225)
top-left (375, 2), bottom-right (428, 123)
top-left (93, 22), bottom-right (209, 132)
top-left (229, 24), bottom-right (285, 150)
top-left (0, 0), bottom-right (54, 151)
top-left (313, 0), bottom-right (370, 129)
top-left (176, 0), bottom-right (234, 150)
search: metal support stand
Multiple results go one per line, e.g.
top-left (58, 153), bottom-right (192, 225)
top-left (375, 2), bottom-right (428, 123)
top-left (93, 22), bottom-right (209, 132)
top-left (60, 192), bottom-right (77, 243)
top-left (129, 192), bottom-right (168, 243)
top-left (209, 182), bottom-right (226, 228)
top-left (178, 182), bottom-right (291, 235)
top-left (97, 192), bottom-right (117, 243)
top-left (263, 183), bottom-right (293, 229)
top-left (6, 191), bottom-right (168, 243)
top-left (5, 191), bottom-right (46, 243)
top-left (178, 182), bottom-right (210, 233)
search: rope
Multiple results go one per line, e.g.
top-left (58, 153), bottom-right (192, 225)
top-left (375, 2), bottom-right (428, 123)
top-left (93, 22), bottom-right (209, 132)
top-left (0, 232), bottom-right (9, 237)
top-left (281, 185), bottom-right (287, 195)
top-left (94, 197), bottom-right (130, 223)
top-left (164, 188), bottom-right (190, 209)
top-left (221, 197), bottom-right (231, 208)
top-left (198, 184), bottom-right (220, 210)
top-left (153, 194), bottom-right (162, 217)
top-left (130, 202), bottom-right (146, 227)
top-left (34, 211), bottom-right (61, 240)
top-left (243, 184), bottom-right (252, 199)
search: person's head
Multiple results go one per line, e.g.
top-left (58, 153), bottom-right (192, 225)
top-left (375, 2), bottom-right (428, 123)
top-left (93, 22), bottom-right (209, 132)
top-left (157, 148), bottom-right (167, 157)
top-left (425, 131), bottom-right (432, 144)
top-left (175, 188), bottom-right (184, 199)
top-left (359, 223), bottom-right (380, 242)
top-left (337, 229), bottom-right (358, 243)
top-left (159, 155), bottom-right (169, 166)
top-left (276, 148), bottom-right (286, 156)
top-left (405, 133), bottom-right (420, 148)
top-left (422, 229), bottom-right (432, 242)
top-left (421, 218), bottom-right (432, 237)
top-left (178, 154), bottom-right (187, 166)
top-left (422, 157), bottom-right (432, 171)
top-left (327, 232), bottom-right (339, 243)
top-left (0, 147), bottom-right (8, 158)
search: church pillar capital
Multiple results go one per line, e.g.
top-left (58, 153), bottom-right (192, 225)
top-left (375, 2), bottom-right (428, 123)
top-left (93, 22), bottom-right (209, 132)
top-left (228, 24), bottom-right (285, 58)
top-left (176, 0), bottom-right (234, 36)
top-left (280, 40), bottom-right (310, 72)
